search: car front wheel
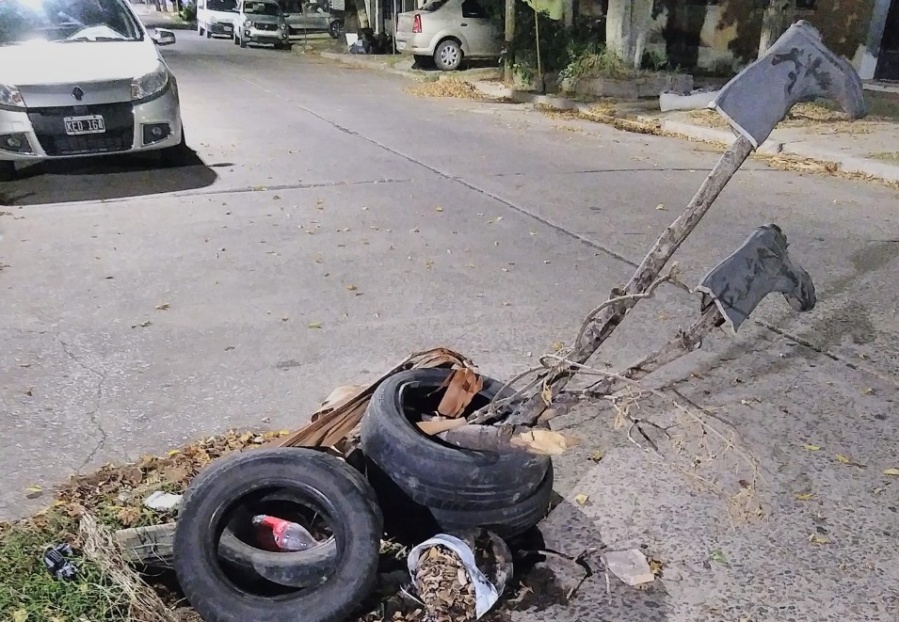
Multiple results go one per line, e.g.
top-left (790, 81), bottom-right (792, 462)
top-left (233, 32), bottom-right (239, 44)
top-left (240, 36), bottom-right (248, 48)
top-left (328, 20), bottom-right (341, 38)
top-left (434, 39), bottom-right (462, 71)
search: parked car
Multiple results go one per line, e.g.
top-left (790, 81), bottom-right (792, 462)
top-left (278, 0), bottom-right (343, 39)
top-left (233, 0), bottom-right (291, 49)
top-left (394, 0), bottom-right (501, 71)
top-left (0, 0), bottom-right (187, 181)
top-left (197, 0), bottom-right (238, 38)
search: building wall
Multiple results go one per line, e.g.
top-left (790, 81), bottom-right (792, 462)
top-left (580, 0), bottom-right (879, 73)
top-left (707, 0), bottom-right (877, 66)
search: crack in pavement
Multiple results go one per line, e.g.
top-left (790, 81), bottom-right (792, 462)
top-left (60, 340), bottom-right (110, 472)
top-left (232, 73), bottom-right (640, 269)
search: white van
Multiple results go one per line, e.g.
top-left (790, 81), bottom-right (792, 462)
top-left (197, 0), bottom-right (239, 38)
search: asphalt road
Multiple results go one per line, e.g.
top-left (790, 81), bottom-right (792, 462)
top-left (2, 28), bottom-right (899, 621)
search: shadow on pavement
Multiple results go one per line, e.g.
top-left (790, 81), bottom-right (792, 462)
top-left (0, 147), bottom-right (217, 206)
top-left (514, 498), bottom-right (670, 622)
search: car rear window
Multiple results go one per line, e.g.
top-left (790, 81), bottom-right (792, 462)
top-left (419, 0), bottom-right (450, 11)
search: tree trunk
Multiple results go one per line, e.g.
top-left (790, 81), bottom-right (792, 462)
top-left (504, 0), bottom-right (515, 81)
top-left (758, 0), bottom-right (796, 56)
top-left (606, 0), bottom-right (655, 69)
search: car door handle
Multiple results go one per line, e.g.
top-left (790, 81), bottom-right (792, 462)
top-left (460, 22), bottom-right (468, 26)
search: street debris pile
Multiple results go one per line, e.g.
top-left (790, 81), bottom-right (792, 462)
top-left (404, 78), bottom-right (491, 101)
top-left (0, 20), bottom-right (871, 622)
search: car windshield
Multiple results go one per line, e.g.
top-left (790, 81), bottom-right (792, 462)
top-left (278, 0), bottom-right (300, 13)
top-left (0, 0), bottom-right (144, 45)
top-left (244, 1), bottom-right (279, 14)
top-left (208, 0), bottom-right (237, 11)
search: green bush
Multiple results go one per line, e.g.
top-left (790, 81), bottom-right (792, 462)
top-left (180, 2), bottom-right (197, 23)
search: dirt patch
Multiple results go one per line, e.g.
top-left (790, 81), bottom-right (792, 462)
top-left (868, 151), bottom-right (899, 162)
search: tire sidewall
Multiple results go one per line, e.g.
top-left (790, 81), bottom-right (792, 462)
top-left (174, 448), bottom-right (382, 622)
top-left (360, 368), bottom-right (550, 510)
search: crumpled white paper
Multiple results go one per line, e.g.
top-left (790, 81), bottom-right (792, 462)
top-left (144, 491), bottom-right (183, 511)
top-left (407, 534), bottom-right (499, 619)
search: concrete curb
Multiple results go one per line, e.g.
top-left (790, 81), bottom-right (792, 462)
top-left (655, 120), bottom-right (785, 155)
top-left (319, 52), bottom-right (428, 81)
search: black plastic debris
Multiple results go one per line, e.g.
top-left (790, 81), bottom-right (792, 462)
top-left (696, 223), bottom-right (816, 333)
top-left (43, 543), bottom-right (79, 580)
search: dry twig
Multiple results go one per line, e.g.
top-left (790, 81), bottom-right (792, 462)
top-left (78, 513), bottom-right (179, 622)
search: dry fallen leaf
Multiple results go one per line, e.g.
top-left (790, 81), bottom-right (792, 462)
top-left (655, 203), bottom-right (666, 211)
top-left (808, 534), bottom-right (829, 545)
top-left (574, 494), bottom-right (589, 506)
top-left (437, 368), bottom-right (484, 418)
top-left (25, 485), bottom-right (43, 499)
top-left (307, 321), bottom-right (323, 329)
top-left (155, 303), bottom-right (171, 311)
top-left (862, 387), bottom-right (875, 395)
top-left (435, 205), bottom-right (444, 212)
top-left (803, 444), bottom-right (822, 451)
top-left (12, 609), bottom-right (28, 622)
top-left (590, 450), bottom-right (603, 463)
top-left (794, 493), bottom-right (815, 501)
top-left (345, 284), bottom-right (358, 292)
top-left (540, 383), bottom-right (553, 406)
top-left (835, 454), bottom-right (851, 464)
top-left (883, 468), bottom-right (899, 477)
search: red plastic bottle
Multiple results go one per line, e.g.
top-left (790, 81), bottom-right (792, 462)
top-left (252, 515), bottom-right (318, 552)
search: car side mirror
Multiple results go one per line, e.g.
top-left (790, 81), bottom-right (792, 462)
top-left (152, 28), bottom-right (177, 46)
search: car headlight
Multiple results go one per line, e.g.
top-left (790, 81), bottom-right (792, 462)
top-left (280, 23), bottom-right (287, 29)
top-left (244, 18), bottom-right (252, 26)
top-left (131, 62), bottom-right (170, 102)
top-left (0, 84), bottom-right (24, 110)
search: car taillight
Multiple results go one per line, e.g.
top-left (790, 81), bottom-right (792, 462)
top-left (412, 13), bottom-right (421, 33)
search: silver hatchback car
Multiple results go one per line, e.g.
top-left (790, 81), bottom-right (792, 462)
top-left (395, 0), bottom-right (502, 71)
top-left (0, 0), bottom-right (187, 181)
top-left (233, 0), bottom-right (291, 49)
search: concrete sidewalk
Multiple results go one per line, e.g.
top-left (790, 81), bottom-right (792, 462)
top-left (318, 50), bottom-right (899, 186)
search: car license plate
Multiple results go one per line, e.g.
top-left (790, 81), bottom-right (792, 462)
top-left (64, 115), bottom-right (106, 136)
top-left (396, 41), bottom-right (406, 50)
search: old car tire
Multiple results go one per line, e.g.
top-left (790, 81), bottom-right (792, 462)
top-left (174, 448), bottom-right (383, 622)
top-left (206, 28), bottom-right (212, 38)
top-left (284, 43), bottom-right (292, 51)
top-left (429, 462), bottom-right (555, 538)
top-left (328, 20), bottom-right (341, 38)
top-left (215, 467), bottom-right (383, 588)
top-left (434, 38), bottom-right (462, 71)
top-left (198, 25), bottom-right (205, 36)
top-left (240, 37), bottom-right (248, 48)
top-left (0, 161), bottom-right (16, 183)
top-left (360, 368), bottom-right (551, 511)
top-left (233, 33), bottom-right (239, 45)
